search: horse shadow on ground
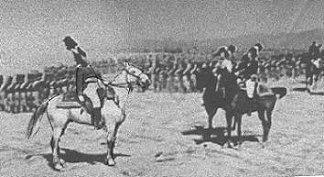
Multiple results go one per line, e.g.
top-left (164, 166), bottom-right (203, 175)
top-left (181, 125), bottom-right (259, 146)
top-left (25, 148), bottom-right (130, 170)
top-left (292, 87), bottom-right (310, 92)
top-left (309, 91), bottom-right (324, 96)
top-left (292, 87), bottom-right (324, 95)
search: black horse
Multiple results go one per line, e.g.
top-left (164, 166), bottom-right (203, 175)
top-left (300, 52), bottom-right (324, 91)
top-left (197, 67), bottom-right (287, 147)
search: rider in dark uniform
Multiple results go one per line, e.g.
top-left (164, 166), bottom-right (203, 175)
top-left (63, 36), bottom-right (106, 129)
top-left (308, 41), bottom-right (322, 90)
top-left (234, 43), bottom-right (263, 116)
top-left (309, 41), bottom-right (321, 59)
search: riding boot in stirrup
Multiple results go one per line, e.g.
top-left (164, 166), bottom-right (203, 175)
top-left (92, 108), bottom-right (104, 130)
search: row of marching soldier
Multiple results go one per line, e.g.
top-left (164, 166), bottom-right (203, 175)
top-left (0, 42), bottom-right (322, 113)
top-left (0, 66), bottom-right (75, 113)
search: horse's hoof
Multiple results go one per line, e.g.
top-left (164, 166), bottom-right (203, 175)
top-left (226, 141), bottom-right (234, 148)
top-left (59, 159), bottom-right (67, 168)
top-left (105, 158), bottom-right (115, 166)
top-left (54, 163), bottom-right (64, 171)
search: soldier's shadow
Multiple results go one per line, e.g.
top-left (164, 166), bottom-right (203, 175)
top-left (181, 125), bottom-right (259, 146)
top-left (25, 148), bottom-right (130, 170)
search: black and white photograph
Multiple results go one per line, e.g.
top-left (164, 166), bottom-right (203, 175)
top-left (1, 0), bottom-right (324, 176)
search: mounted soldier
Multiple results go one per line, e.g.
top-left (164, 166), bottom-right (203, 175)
top-left (213, 45), bottom-right (237, 74)
top-left (234, 43), bottom-right (264, 116)
top-left (308, 41), bottom-right (323, 90)
top-left (63, 36), bottom-right (107, 129)
top-left (309, 41), bottom-right (321, 60)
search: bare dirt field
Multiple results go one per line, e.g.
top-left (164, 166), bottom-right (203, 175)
top-left (1, 77), bottom-right (324, 177)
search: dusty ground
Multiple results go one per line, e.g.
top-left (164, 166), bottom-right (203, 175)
top-left (1, 77), bottom-right (324, 177)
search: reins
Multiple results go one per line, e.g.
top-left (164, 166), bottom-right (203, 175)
top-left (105, 66), bottom-right (141, 94)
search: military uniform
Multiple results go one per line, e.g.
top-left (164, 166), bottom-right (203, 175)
top-left (190, 63), bottom-right (198, 92)
top-left (182, 61), bottom-right (193, 93)
top-left (235, 44), bottom-right (264, 116)
top-left (63, 36), bottom-right (106, 129)
top-left (166, 64), bottom-right (176, 93)
top-left (174, 62), bottom-right (185, 93)
top-left (6, 75), bottom-right (18, 113)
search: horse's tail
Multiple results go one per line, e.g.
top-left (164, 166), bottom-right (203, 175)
top-left (26, 99), bottom-right (50, 139)
top-left (271, 87), bottom-right (287, 99)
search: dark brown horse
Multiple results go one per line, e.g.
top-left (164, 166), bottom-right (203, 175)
top-left (197, 67), bottom-right (287, 147)
top-left (300, 52), bottom-right (324, 91)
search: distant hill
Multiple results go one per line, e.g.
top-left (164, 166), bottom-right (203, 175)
top-left (125, 28), bottom-right (324, 52)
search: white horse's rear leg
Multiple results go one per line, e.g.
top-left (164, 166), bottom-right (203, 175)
top-left (50, 126), bottom-right (66, 170)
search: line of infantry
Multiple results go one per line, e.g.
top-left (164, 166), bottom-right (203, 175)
top-left (144, 43), bottom-right (287, 95)
top-left (0, 41), bottom-right (321, 114)
top-left (0, 66), bottom-right (76, 113)
top-left (145, 55), bottom-right (200, 93)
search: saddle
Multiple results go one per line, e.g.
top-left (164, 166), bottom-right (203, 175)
top-left (56, 91), bottom-right (82, 109)
top-left (56, 87), bottom-right (115, 110)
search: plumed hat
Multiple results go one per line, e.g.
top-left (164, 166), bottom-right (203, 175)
top-left (63, 36), bottom-right (78, 50)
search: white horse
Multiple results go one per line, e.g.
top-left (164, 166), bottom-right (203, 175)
top-left (26, 62), bottom-right (151, 170)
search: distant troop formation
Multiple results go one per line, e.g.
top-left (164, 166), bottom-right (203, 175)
top-left (0, 66), bottom-right (75, 113)
top-left (2, 41), bottom-right (323, 114)
top-left (142, 44), bottom-right (315, 94)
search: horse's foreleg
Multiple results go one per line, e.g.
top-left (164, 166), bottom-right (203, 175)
top-left (225, 111), bottom-right (233, 148)
top-left (105, 131), bottom-right (115, 166)
top-left (204, 104), bottom-right (217, 130)
top-left (264, 110), bottom-right (273, 142)
top-left (235, 114), bottom-right (243, 146)
top-left (257, 110), bottom-right (268, 142)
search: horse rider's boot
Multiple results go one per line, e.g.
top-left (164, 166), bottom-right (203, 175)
top-left (246, 79), bottom-right (256, 116)
top-left (92, 108), bottom-right (104, 130)
top-left (231, 94), bottom-right (239, 108)
top-left (246, 79), bottom-right (255, 99)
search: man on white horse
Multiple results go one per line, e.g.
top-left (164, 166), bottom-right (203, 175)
top-left (63, 36), bottom-right (107, 129)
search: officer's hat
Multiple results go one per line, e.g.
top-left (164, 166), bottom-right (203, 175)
top-left (63, 36), bottom-right (78, 50)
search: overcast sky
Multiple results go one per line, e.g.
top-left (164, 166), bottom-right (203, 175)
top-left (0, 0), bottom-right (323, 74)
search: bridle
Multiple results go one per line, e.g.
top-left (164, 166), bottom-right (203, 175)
top-left (106, 66), bottom-right (145, 94)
